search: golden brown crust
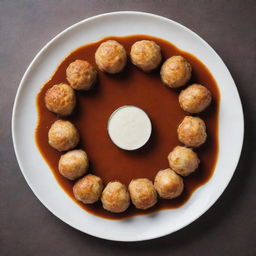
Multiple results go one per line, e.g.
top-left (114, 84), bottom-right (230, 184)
top-left (48, 120), bottom-right (79, 151)
top-left (73, 174), bottom-right (103, 204)
top-left (101, 181), bottom-right (130, 213)
top-left (160, 56), bottom-right (192, 88)
top-left (66, 60), bottom-right (97, 90)
top-left (95, 40), bottom-right (127, 74)
top-left (130, 40), bottom-right (162, 71)
top-left (179, 84), bottom-right (212, 113)
top-left (44, 83), bottom-right (76, 116)
top-left (58, 149), bottom-right (89, 180)
top-left (177, 116), bottom-right (207, 147)
top-left (128, 178), bottom-right (157, 210)
top-left (154, 168), bottom-right (184, 199)
top-left (168, 146), bottom-right (200, 176)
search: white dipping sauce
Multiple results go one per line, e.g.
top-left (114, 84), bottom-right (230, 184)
top-left (108, 106), bottom-right (152, 150)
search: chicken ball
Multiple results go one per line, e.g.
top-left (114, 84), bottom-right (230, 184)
top-left (48, 120), bottom-right (79, 151)
top-left (177, 116), bottom-right (207, 147)
top-left (73, 174), bottom-right (103, 204)
top-left (154, 168), bottom-right (184, 199)
top-left (160, 56), bottom-right (192, 88)
top-left (128, 178), bottom-right (157, 210)
top-left (66, 60), bottom-right (97, 91)
top-left (179, 84), bottom-right (212, 113)
top-left (168, 146), bottom-right (200, 176)
top-left (44, 83), bottom-right (76, 116)
top-left (95, 40), bottom-right (127, 74)
top-left (58, 149), bottom-right (89, 180)
top-left (101, 181), bottom-right (130, 213)
top-left (130, 40), bottom-right (162, 71)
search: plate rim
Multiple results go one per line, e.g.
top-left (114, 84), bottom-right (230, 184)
top-left (12, 11), bottom-right (244, 241)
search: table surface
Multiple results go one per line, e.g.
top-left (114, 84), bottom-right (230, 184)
top-left (1, 1), bottom-right (255, 255)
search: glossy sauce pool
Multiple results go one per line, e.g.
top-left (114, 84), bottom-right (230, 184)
top-left (36, 35), bottom-right (220, 220)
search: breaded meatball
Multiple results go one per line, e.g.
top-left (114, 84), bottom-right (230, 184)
top-left (177, 116), bottom-right (207, 147)
top-left (44, 83), bottom-right (76, 116)
top-left (73, 174), bottom-right (103, 204)
top-left (101, 181), bottom-right (130, 213)
top-left (154, 168), bottom-right (184, 199)
top-left (128, 178), bottom-right (157, 210)
top-left (160, 56), bottom-right (192, 88)
top-left (179, 84), bottom-right (212, 113)
top-left (66, 60), bottom-right (97, 91)
top-left (58, 149), bottom-right (89, 180)
top-left (48, 120), bottom-right (79, 151)
top-left (95, 40), bottom-right (127, 74)
top-left (130, 40), bottom-right (162, 71)
top-left (168, 146), bottom-right (200, 176)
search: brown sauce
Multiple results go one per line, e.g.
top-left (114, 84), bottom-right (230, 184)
top-left (36, 35), bottom-right (220, 220)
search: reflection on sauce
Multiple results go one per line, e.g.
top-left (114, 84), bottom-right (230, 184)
top-left (35, 35), bottom-right (220, 220)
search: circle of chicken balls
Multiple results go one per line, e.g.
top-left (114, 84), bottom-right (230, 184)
top-left (43, 38), bottom-right (213, 213)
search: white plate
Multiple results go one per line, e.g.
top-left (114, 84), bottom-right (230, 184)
top-left (12, 11), bottom-right (244, 241)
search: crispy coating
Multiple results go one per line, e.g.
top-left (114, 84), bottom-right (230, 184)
top-left (95, 40), bottom-right (127, 74)
top-left (168, 146), bottom-right (200, 176)
top-left (101, 181), bottom-right (130, 213)
top-left (48, 120), bottom-right (79, 151)
top-left (44, 83), bottom-right (76, 116)
top-left (128, 178), bottom-right (157, 210)
top-left (73, 174), bottom-right (103, 204)
top-left (66, 60), bottom-right (97, 90)
top-left (130, 40), bottom-right (162, 71)
top-left (179, 84), bottom-right (212, 113)
top-left (160, 56), bottom-right (192, 88)
top-left (154, 168), bottom-right (184, 199)
top-left (58, 149), bottom-right (89, 180)
top-left (177, 116), bottom-right (207, 147)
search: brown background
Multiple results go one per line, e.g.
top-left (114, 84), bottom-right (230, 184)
top-left (1, 1), bottom-right (255, 255)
